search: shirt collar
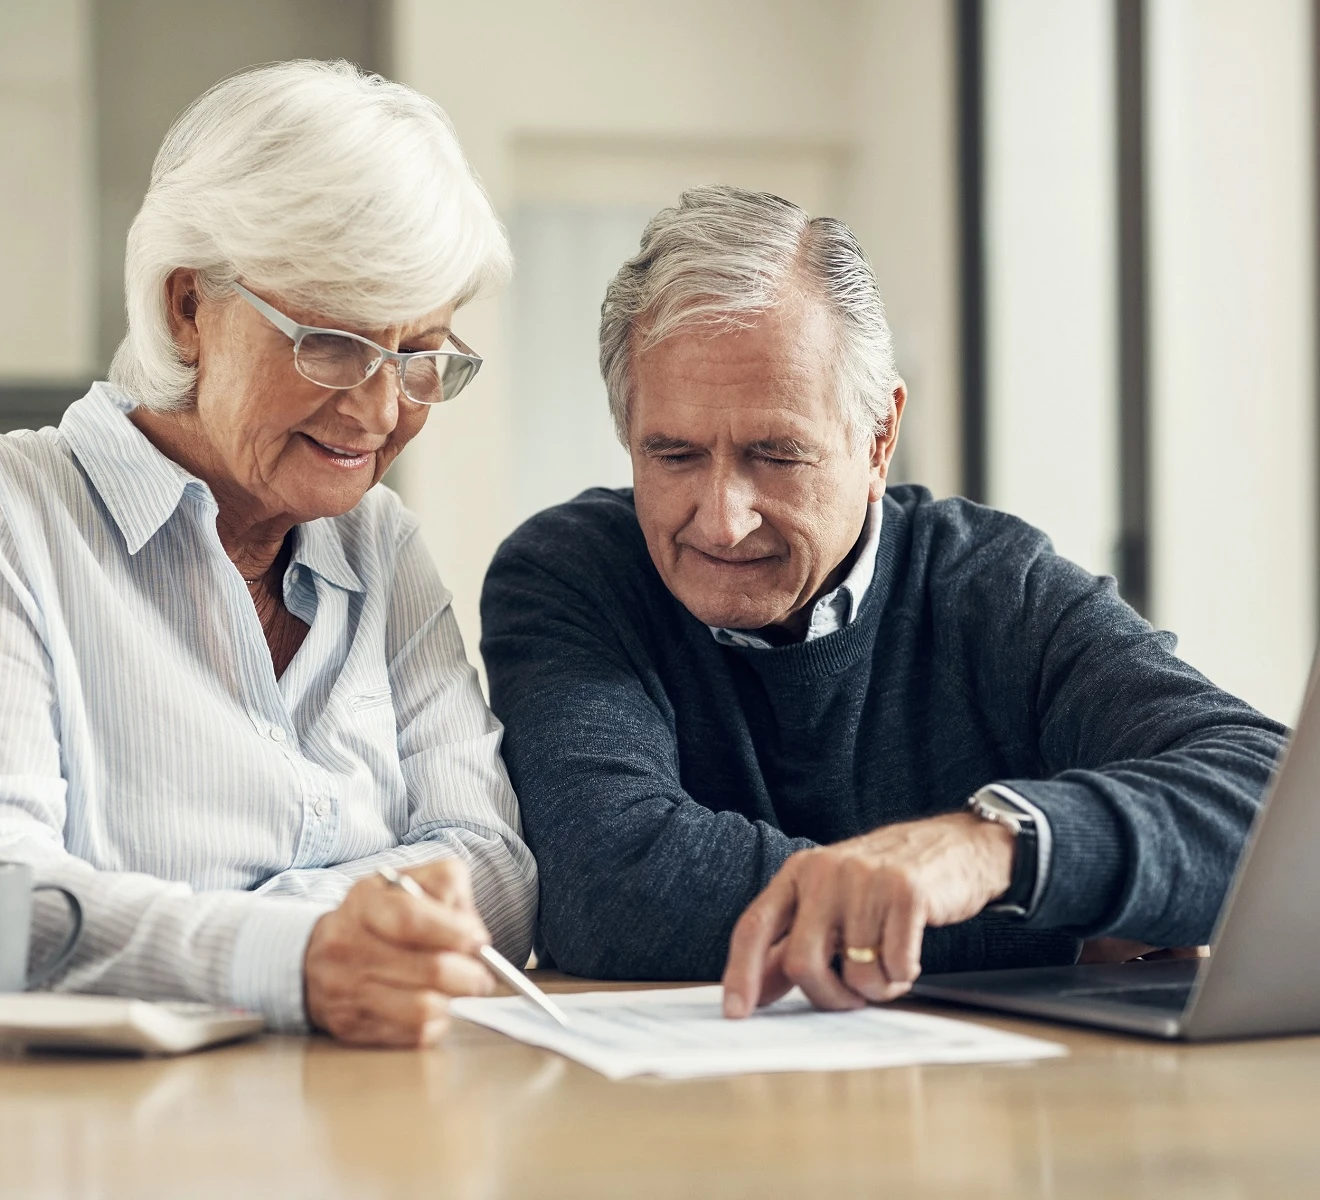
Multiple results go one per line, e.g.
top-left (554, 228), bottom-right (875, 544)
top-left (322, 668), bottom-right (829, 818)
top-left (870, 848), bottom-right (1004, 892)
top-left (291, 518), bottom-right (364, 594)
top-left (62, 383), bottom-right (364, 594)
top-left (826, 498), bottom-right (883, 625)
top-left (60, 383), bottom-right (199, 555)
top-left (709, 499), bottom-right (884, 647)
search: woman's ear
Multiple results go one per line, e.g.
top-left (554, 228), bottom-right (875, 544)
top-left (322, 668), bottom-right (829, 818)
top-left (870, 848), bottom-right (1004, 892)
top-left (164, 269), bottom-right (201, 365)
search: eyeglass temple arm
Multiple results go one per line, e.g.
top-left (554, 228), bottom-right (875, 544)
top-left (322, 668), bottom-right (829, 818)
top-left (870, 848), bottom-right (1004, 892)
top-left (446, 331), bottom-right (479, 361)
top-left (231, 281), bottom-right (305, 341)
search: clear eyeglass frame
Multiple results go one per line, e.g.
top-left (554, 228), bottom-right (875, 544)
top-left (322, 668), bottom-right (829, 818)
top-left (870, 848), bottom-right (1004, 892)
top-left (231, 281), bottom-right (482, 405)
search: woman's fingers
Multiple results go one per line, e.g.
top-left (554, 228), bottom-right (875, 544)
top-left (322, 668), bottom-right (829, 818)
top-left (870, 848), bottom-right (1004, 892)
top-left (409, 858), bottom-right (478, 912)
top-left (319, 979), bottom-right (453, 1048)
top-left (361, 876), bottom-right (489, 953)
top-left (369, 948), bottom-right (496, 998)
top-left (305, 872), bottom-right (500, 1045)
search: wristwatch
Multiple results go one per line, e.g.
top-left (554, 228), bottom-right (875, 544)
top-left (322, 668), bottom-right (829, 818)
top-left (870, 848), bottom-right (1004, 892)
top-left (966, 785), bottom-right (1043, 918)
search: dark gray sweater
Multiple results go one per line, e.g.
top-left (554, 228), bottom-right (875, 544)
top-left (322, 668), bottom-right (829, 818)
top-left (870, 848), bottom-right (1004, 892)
top-left (481, 485), bottom-right (1286, 981)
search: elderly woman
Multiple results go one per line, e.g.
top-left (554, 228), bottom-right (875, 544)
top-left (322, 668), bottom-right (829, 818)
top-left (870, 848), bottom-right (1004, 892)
top-left (0, 61), bottom-right (535, 1046)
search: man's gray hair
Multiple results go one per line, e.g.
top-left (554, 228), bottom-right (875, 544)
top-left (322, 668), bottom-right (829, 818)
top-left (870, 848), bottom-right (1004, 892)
top-left (110, 59), bottom-right (511, 412)
top-left (599, 185), bottom-right (899, 445)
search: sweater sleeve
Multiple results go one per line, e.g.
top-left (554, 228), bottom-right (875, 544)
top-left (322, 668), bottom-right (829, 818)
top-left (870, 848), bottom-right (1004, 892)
top-left (481, 537), bottom-right (813, 981)
top-left (947, 514), bottom-right (1288, 946)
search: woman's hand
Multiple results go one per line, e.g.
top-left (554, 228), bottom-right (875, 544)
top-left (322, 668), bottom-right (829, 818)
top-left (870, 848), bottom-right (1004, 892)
top-left (304, 859), bottom-right (496, 1047)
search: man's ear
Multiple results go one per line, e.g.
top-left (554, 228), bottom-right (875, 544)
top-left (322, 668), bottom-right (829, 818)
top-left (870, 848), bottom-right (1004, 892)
top-left (868, 381), bottom-right (907, 502)
top-left (164, 269), bottom-right (202, 365)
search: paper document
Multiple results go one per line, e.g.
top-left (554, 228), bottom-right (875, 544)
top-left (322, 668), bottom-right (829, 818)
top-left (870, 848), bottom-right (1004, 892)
top-left (450, 985), bottom-right (1065, 1080)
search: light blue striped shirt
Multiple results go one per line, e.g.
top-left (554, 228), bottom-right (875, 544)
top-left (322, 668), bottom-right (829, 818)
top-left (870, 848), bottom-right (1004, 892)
top-left (0, 384), bottom-right (537, 1029)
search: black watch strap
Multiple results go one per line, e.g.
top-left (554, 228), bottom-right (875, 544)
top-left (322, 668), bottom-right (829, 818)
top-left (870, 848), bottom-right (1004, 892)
top-left (967, 786), bottom-right (1043, 918)
top-left (996, 820), bottom-right (1039, 913)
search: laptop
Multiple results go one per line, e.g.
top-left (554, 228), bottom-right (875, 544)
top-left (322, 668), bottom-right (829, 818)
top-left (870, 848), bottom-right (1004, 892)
top-left (911, 661), bottom-right (1320, 1040)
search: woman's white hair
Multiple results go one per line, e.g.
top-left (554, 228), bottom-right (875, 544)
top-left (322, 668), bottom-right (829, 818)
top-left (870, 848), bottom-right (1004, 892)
top-left (599, 185), bottom-right (899, 445)
top-left (110, 59), bottom-right (511, 412)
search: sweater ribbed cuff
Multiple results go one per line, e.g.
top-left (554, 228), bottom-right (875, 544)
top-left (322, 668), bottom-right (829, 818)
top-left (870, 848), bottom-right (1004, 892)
top-left (999, 776), bottom-right (1129, 933)
top-left (921, 915), bottom-right (1079, 973)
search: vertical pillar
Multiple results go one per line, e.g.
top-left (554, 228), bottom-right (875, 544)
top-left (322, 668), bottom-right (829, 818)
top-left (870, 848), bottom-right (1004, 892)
top-left (1148, 0), bottom-right (1316, 721)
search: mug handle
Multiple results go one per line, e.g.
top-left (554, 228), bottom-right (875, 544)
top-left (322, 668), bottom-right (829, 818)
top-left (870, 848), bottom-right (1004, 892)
top-left (27, 885), bottom-right (84, 989)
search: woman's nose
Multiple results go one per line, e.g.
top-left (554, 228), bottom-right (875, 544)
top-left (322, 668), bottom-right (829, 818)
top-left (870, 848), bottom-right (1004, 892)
top-left (348, 360), bottom-right (403, 432)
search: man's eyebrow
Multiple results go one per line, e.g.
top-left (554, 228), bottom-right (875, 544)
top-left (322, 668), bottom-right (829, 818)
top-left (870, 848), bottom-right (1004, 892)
top-left (640, 434), bottom-right (699, 455)
top-left (745, 437), bottom-right (820, 459)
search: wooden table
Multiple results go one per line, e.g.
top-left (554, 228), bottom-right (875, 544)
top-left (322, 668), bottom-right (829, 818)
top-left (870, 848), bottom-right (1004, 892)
top-left (3, 973), bottom-right (1319, 1199)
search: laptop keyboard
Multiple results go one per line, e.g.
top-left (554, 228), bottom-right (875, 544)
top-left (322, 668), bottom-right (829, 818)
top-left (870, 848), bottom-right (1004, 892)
top-left (1061, 983), bottom-right (1193, 1012)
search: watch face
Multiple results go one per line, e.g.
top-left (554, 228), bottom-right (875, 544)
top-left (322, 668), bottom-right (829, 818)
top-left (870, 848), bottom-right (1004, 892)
top-left (977, 794), bottom-right (1019, 820)
top-left (976, 788), bottom-right (1035, 826)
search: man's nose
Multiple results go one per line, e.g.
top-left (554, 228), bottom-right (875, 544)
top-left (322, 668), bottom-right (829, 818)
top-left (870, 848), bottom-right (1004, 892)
top-left (694, 469), bottom-right (762, 549)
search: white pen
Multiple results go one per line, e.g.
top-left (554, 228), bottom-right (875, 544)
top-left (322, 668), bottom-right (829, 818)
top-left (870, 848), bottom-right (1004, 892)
top-left (375, 865), bottom-right (571, 1027)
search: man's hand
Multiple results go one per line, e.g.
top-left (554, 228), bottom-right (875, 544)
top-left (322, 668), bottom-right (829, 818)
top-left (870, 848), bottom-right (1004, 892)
top-left (722, 812), bottom-right (1015, 1018)
top-left (304, 859), bottom-right (496, 1047)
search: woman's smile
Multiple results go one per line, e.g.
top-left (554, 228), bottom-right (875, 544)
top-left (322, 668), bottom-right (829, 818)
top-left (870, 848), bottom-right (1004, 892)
top-left (299, 432), bottom-right (377, 470)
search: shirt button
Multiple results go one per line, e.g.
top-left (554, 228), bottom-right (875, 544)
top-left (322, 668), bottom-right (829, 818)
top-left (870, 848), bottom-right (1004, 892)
top-left (269, 726), bottom-right (286, 743)
top-left (314, 799), bottom-right (330, 818)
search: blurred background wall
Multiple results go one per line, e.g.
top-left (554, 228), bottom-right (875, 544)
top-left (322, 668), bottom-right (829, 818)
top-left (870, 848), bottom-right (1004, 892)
top-left (0, 0), bottom-right (1314, 724)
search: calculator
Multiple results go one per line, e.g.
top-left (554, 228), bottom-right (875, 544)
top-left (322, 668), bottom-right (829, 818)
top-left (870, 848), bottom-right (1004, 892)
top-left (0, 994), bottom-right (264, 1055)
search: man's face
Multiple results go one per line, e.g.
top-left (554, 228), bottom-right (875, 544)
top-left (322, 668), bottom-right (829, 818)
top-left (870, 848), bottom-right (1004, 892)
top-left (628, 289), bottom-right (904, 632)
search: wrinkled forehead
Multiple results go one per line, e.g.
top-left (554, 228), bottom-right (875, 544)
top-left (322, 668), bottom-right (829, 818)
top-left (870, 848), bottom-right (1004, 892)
top-left (634, 402), bottom-right (834, 454)
top-left (629, 300), bottom-right (846, 444)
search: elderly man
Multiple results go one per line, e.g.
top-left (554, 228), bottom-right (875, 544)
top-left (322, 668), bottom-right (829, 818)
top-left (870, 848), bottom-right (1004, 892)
top-left (481, 185), bottom-right (1285, 1016)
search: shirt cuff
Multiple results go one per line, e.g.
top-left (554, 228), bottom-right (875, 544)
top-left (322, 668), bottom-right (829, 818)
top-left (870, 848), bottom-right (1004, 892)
top-left (229, 899), bottom-right (332, 1032)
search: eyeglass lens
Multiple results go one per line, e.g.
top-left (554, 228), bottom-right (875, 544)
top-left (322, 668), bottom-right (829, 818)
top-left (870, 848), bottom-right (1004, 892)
top-left (293, 333), bottom-right (476, 404)
top-left (398, 354), bottom-right (477, 405)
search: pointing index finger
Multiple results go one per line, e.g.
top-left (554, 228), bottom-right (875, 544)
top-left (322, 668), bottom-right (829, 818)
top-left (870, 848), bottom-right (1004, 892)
top-left (723, 872), bottom-right (798, 1019)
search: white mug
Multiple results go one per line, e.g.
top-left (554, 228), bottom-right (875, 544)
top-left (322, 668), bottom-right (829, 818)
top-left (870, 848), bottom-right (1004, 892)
top-left (0, 862), bottom-right (83, 992)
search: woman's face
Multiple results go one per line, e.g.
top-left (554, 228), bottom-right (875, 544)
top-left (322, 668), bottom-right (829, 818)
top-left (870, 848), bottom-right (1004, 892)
top-left (165, 271), bottom-right (454, 525)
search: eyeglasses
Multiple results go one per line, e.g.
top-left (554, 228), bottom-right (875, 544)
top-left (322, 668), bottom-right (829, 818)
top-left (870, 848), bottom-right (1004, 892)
top-left (231, 282), bottom-right (482, 405)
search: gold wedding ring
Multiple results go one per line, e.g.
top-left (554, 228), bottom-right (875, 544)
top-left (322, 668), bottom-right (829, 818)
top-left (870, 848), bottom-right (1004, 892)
top-left (844, 946), bottom-right (880, 965)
